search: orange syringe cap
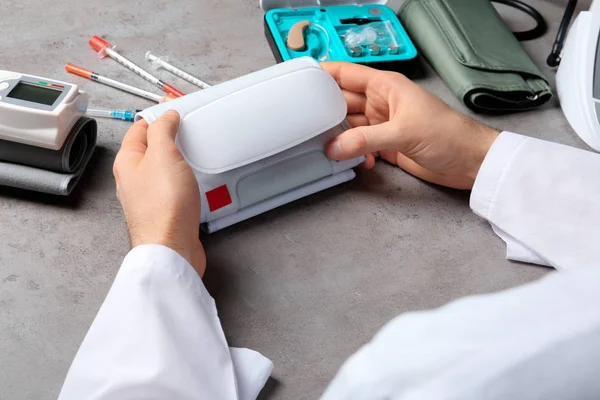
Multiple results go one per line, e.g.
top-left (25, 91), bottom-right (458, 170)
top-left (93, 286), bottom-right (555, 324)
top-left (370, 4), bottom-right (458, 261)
top-left (65, 62), bottom-right (93, 79)
top-left (161, 93), bottom-right (177, 103)
top-left (90, 36), bottom-right (114, 58)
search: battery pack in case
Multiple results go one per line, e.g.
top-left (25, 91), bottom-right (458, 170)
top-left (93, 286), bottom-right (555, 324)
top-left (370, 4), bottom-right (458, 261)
top-left (261, 0), bottom-right (418, 73)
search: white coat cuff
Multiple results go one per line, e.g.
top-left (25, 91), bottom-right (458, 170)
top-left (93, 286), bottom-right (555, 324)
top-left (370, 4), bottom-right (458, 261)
top-left (470, 132), bottom-right (549, 266)
top-left (122, 245), bottom-right (274, 400)
top-left (121, 244), bottom-right (213, 307)
top-left (470, 132), bottom-right (526, 220)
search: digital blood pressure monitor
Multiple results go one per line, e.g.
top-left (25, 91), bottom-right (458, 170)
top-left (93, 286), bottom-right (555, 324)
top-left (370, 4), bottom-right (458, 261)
top-left (137, 57), bottom-right (364, 233)
top-left (0, 70), bottom-right (88, 150)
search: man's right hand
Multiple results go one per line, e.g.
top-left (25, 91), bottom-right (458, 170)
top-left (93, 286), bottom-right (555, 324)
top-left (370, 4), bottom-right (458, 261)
top-left (322, 62), bottom-right (499, 190)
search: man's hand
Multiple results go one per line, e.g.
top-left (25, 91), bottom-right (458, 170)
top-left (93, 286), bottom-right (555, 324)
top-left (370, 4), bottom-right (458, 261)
top-left (322, 62), bottom-right (499, 190)
top-left (113, 110), bottom-right (206, 277)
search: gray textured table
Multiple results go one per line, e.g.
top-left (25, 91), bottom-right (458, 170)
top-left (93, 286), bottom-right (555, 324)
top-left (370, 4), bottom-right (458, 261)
top-left (0, 1), bottom-right (591, 398)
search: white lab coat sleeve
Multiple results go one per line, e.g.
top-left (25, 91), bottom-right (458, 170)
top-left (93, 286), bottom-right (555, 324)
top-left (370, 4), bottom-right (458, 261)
top-left (58, 244), bottom-right (273, 400)
top-left (322, 133), bottom-right (600, 400)
top-left (470, 132), bottom-right (600, 270)
top-left (489, 224), bottom-right (550, 266)
top-left (321, 257), bottom-right (600, 400)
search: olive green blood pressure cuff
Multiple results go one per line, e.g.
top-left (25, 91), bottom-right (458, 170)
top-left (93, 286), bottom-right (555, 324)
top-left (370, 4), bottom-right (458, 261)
top-left (398, 0), bottom-right (552, 113)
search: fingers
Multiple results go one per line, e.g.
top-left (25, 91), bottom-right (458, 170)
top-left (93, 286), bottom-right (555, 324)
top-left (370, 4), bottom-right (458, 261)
top-left (321, 62), bottom-right (381, 94)
top-left (121, 119), bottom-right (149, 152)
top-left (326, 122), bottom-right (399, 160)
top-left (346, 114), bottom-right (369, 128)
top-left (362, 153), bottom-right (376, 169)
top-left (342, 89), bottom-right (366, 114)
top-left (115, 119), bottom-right (150, 179)
top-left (147, 110), bottom-right (181, 152)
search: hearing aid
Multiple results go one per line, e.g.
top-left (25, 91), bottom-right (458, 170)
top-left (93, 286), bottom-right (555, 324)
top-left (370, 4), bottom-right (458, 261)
top-left (287, 20), bottom-right (311, 51)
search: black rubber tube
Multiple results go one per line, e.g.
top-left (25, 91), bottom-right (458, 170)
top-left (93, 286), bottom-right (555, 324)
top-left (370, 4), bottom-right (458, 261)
top-left (491, 0), bottom-right (548, 41)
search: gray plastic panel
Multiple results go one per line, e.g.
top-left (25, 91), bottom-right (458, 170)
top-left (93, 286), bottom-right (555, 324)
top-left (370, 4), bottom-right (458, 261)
top-left (594, 100), bottom-right (600, 125)
top-left (237, 151), bottom-right (331, 208)
top-left (594, 29), bottom-right (600, 100)
top-left (0, 76), bottom-right (71, 111)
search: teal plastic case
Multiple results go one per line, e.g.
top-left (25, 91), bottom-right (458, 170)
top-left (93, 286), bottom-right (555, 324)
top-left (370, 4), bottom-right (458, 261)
top-left (260, 0), bottom-right (418, 72)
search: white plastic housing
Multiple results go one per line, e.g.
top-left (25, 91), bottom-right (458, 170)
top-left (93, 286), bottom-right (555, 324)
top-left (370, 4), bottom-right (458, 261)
top-left (137, 57), bottom-right (363, 229)
top-left (556, 1), bottom-right (600, 151)
top-left (0, 70), bottom-right (87, 150)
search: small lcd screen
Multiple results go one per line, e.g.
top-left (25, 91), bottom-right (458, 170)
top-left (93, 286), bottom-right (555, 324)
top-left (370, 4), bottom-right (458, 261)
top-left (7, 81), bottom-right (62, 106)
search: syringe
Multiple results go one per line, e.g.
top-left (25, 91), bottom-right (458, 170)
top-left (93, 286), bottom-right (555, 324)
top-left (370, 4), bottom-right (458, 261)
top-left (86, 108), bottom-right (141, 122)
top-left (66, 63), bottom-right (175, 103)
top-left (89, 36), bottom-right (186, 98)
top-left (145, 51), bottom-right (211, 89)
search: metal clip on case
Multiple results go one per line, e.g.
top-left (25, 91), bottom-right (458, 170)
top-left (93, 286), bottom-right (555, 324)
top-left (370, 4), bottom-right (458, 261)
top-left (136, 57), bottom-right (364, 233)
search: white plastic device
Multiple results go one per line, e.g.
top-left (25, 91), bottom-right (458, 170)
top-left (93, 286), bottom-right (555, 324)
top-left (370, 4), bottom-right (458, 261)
top-left (136, 57), bottom-right (364, 233)
top-left (556, 1), bottom-right (600, 152)
top-left (0, 70), bottom-right (88, 150)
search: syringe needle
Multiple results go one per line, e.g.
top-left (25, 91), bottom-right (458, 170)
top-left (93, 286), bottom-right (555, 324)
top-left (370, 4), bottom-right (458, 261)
top-left (89, 36), bottom-right (186, 98)
top-left (145, 51), bottom-right (211, 90)
top-left (65, 63), bottom-right (175, 103)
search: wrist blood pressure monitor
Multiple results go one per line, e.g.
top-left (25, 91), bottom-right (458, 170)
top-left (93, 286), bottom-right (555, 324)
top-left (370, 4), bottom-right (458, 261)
top-left (0, 70), bottom-right (87, 149)
top-left (137, 57), bottom-right (364, 233)
top-left (0, 70), bottom-right (97, 196)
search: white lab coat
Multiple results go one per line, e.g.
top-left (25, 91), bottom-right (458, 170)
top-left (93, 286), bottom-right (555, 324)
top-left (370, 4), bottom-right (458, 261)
top-left (59, 132), bottom-right (600, 400)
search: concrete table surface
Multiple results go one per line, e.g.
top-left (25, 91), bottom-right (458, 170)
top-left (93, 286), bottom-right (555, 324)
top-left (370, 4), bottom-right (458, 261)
top-left (0, 0), bottom-right (591, 398)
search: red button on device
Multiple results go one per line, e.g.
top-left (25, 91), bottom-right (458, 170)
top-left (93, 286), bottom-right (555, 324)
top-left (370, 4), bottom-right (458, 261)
top-left (206, 185), bottom-right (232, 212)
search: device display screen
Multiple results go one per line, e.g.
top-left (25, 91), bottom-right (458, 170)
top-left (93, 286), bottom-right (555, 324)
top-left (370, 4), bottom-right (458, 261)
top-left (7, 81), bottom-right (62, 106)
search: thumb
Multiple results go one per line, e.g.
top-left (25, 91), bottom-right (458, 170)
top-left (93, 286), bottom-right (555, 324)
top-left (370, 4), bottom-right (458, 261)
top-left (147, 110), bottom-right (181, 151)
top-left (325, 122), bottom-right (400, 160)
